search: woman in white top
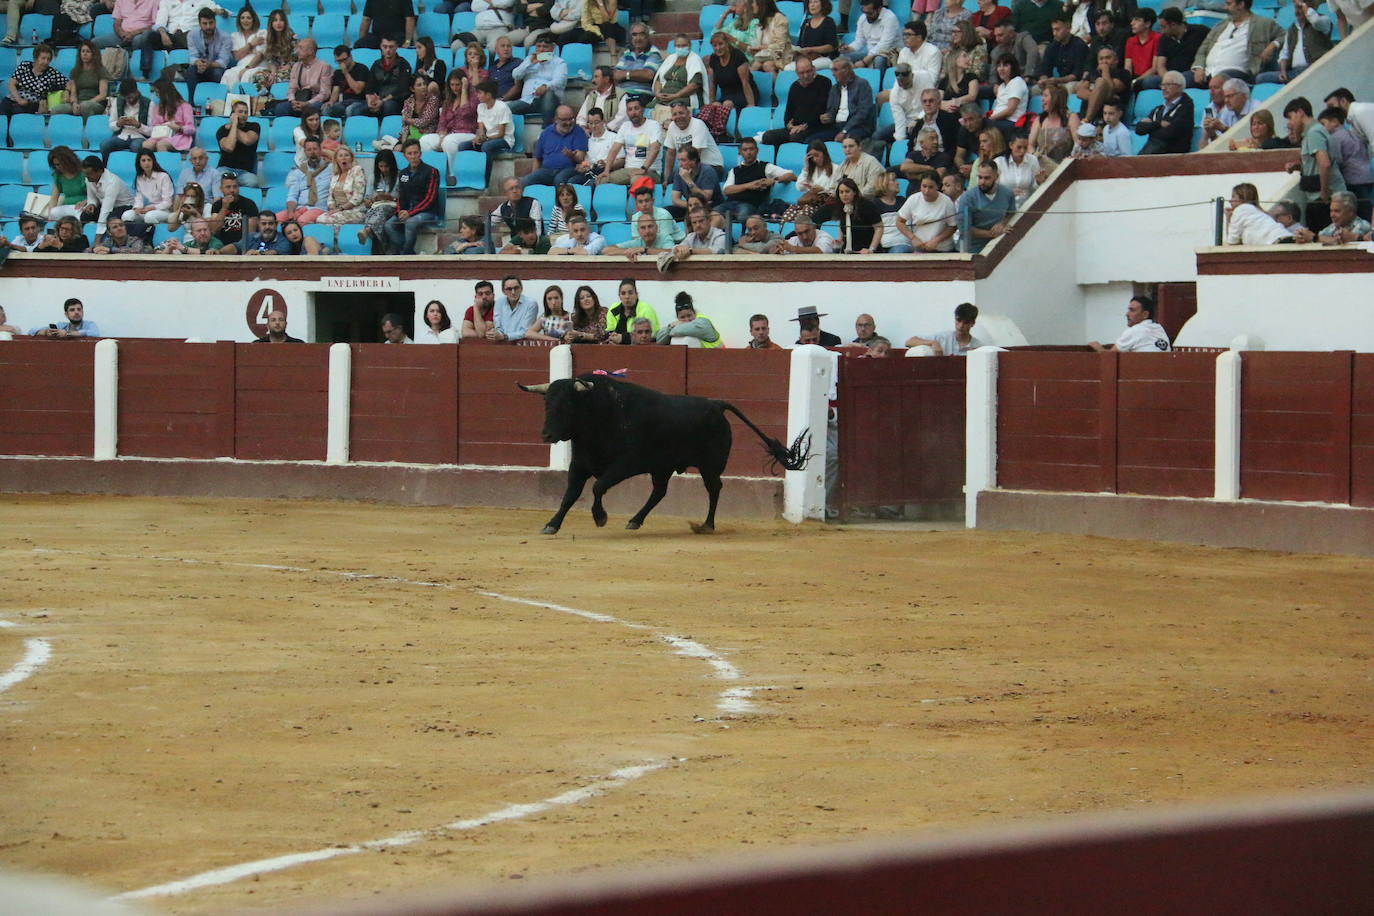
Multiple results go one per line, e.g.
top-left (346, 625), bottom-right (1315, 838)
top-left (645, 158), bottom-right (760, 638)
top-left (415, 300), bottom-right (459, 343)
top-left (994, 135), bottom-right (1039, 207)
top-left (125, 149), bottom-right (175, 227)
top-left (988, 56), bottom-right (1028, 136)
top-left (1224, 182), bottom-right (1294, 246)
top-left (895, 174), bottom-right (957, 253)
top-left (526, 285), bottom-right (572, 341)
top-left (838, 136), bottom-right (885, 196)
top-left (221, 7), bottom-right (267, 87)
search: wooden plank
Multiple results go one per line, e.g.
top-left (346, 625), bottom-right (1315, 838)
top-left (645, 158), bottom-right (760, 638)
top-left (233, 343), bottom-right (332, 368)
top-left (1116, 379), bottom-right (1215, 409)
top-left (1241, 440), bottom-right (1341, 474)
top-left (0, 408), bottom-right (91, 435)
top-left (234, 365), bottom-right (329, 392)
top-left (1099, 352), bottom-right (1117, 493)
top-left (1117, 408), bottom-right (1214, 440)
top-left (998, 378), bottom-right (1102, 410)
top-left (1117, 351), bottom-right (1216, 381)
top-left (119, 390), bottom-right (226, 414)
top-left (0, 386), bottom-right (93, 411)
top-left (999, 351), bottom-right (1102, 381)
top-left (0, 432), bottom-right (92, 456)
top-left (235, 436), bottom-right (326, 461)
top-left (997, 459), bottom-right (1101, 493)
top-left (1240, 469), bottom-right (1334, 503)
top-left (998, 433), bottom-right (1101, 465)
top-left (1240, 411), bottom-right (1339, 444)
top-left (997, 407), bottom-right (1101, 438)
top-left (1331, 352), bottom-right (1353, 505)
top-left (1117, 466), bottom-right (1212, 498)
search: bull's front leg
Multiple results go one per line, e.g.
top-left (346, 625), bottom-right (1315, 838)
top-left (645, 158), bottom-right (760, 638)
top-left (544, 465), bottom-right (590, 534)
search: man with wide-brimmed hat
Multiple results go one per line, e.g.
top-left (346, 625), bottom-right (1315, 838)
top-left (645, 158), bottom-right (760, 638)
top-left (791, 304), bottom-right (841, 346)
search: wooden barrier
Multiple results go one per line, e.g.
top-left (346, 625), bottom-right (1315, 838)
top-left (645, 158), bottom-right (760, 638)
top-left (118, 340), bottom-right (235, 459)
top-left (349, 344), bottom-right (459, 465)
top-left (235, 344), bottom-right (330, 461)
top-left (1116, 353), bottom-right (1215, 499)
top-left (685, 349), bottom-right (790, 478)
top-left (0, 340), bottom-right (94, 456)
top-left (572, 344), bottom-right (687, 394)
top-left (1354, 355), bottom-right (1374, 509)
top-left (1240, 352), bottom-right (1353, 504)
top-left (997, 352), bottom-right (1110, 493)
top-left (457, 344), bottom-right (548, 467)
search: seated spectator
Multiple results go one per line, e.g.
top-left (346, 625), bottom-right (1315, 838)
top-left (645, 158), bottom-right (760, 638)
top-left (578, 65), bottom-right (630, 130)
top-left (989, 21), bottom-right (1041, 82)
top-left (381, 312), bottom-right (412, 343)
top-left (938, 31), bottom-right (982, 113)
top-left (484, 274), bottom-right (538, 341)
top-left (952, 102), bottom-right (987, 180)
top-left (1072, 121), bottom-right (1105, 158)
top-left (1121, 8), bottom-right (1159, 91)
top-left (1318, 190), bottom-right (1372, 244)
top-left (51, 40), bottom-right (109, 117)
top-left (78, 156), bottom-right (135, 233)
top-left (838, 136), bottom-right (885, 196)
top-left (362, 36), bottom-right (413, 118)
top-left (862, 336), bottom-right (892, 357)
top-left (163, 216), bottom-right (233, 254)
top-left (876, 63), bottom-right (922, 150)
top-left (898, 21), bottom-right (942, 89)
top-left (668, 147), bottom-right (721, 218)
top-left (776, 213), bottom-right (837, 254)
top-left (384, 138), bottom-right (443, 254)
top-left (357, 149), bottom-right (401, 251)
top-left (89, 0), bottom-right (158, 57)
top-left (472, 1), bottom-right (529, 52)
top-left (325, 45), bottom-right (370, 118)
top-left (612, 22), bottom-right (661, 96)
top-left (598, 95), bottom-right (662, 185)
top-left (851, 314), bottom-right (879, 346)
top-left (1028, 83), bottom-right (1080, 158)
top-left (546, 182), bottom-right (586, 238)
top-left (90, 215), bottom-right (147, 254)
top-left (1260, 0), bottom-right (1331, 86)
top-left (549, 215), bottom-right (607, 254)
top-left (282, 219), bottom-right (324, 254)
top-left (167, 180), bottom-right (208, 236)
top-left (667, 206), bottom-right (728, 260)
top-left (896, 173), bottom-right (957, 253)
top-left (1268, 198), bottom-right (1314, 242)
top-left (254, 309), bottom-right (303, 343)
top-left (184, 8), bottom-right (233, 102)
top-left (905, 302), bottom-right (983, 355)
top-left (423, 70), bottom-right (480, 163)
top-left (749, 0), bottom-right (794, 74)
top-left (1135, 71), bottom-right (1194, 155)
top-left (663, 100), bottom-right (724, 175)
top-left (565, 284), bottom-right (608, 343)
top-left (628, 315), bottom-right (657, 344)
top-left (763, 56), bottom-right (832, 146)
top-left (175, 147), bottom-right (219, 196)
top-left (212, 103), bottom-right (260, 188)
top-left (125, 149), bottom-right (174, 231)
top-left (995, 134), bottom-right (1039, 205)
top-left (656, 292), bottom-right (721, 346)
top-left (714, 137), bottom-right (795, 229)
top-left (1075, 46), bottom-right (1129, 126)
top-left (927, 0), bottom-right (972, 51)
top-left (525, 104), bottom-right (588, 187)
top-left (1144, 8), bottom-right (1206, 90)
top-left (314, 146), bottom-right (369, 225)
top-left (493, 176), bottom-right (544, 237)
top-left (280, 138), bottom-right (332, 225)
top-left (447, 214), bottom-right (487, 254)
top-left (901, 126), bottom-right (953, 187)
top-left (577, 106), bottom-right (620, 183)
top-left (524, 285), bottom-right (570, 341)
top-left (734, 213), bottom-right (783, 253)
top-left (1229, 109), bottom-right (1291, 151)
top-left (821, 59), bottom-right (876, 142)
top-left (267, 37), bottom-right (332, 119)
top-left (914, 77), bottom-right (963, 145)
top-left (833, 177), bottom-right (882, 253)
top-left (499, 216), bottom-right (552, 254)
top-left (711, 0), bottom-right (755, 64)
top-left (398, 73), bottom-right (440, 145)
top-left (355, 0), bottom-right (416, 53)
top-left (651, 33), bottom-right (707, 119)
top-left (1039, 16), bottom-right (1089, 92)
top-left (1190, 0), bottom-right (1282, 87)
top-left (6, 216), bottom-right (44, 252)
top-left (242, 209), bottom-right (293, 254)
top-left (416, 300), bottom-right (458, 344)
top-left (1318, 106), bottom-right (1373, 217)
top-left (705, 30), bottom-right (756, 111)
top-left (208, 172), bottom-right (259, 250)
top-left (47, 146), bottom-right (89, 223)
top-left (1089, 294), bottom-right (1171, 352)
top-left (871, 169), bottom-right (908, 251)
top-left (509, 33), bottom-right (566, 120)
top-left (1224, 182), bottom-right (1294, 245)
top-left (957, 161), bottom-right (1015, 252)
top-left (746, 313), bottom-right (780, 348)
top-left (1085, 10), bottom-right (1125, 65)
top-left (1100, 101), bottom-right (1133, 157)
top-left (607, 277), bottom-right (658, 344)
top-left (140, 0), bottom-right (229, 80)
top-left (221, 6), bottom-right (267, 86)
top-left (1203, 77), bottom-right (1254, 146)
top-left (791, 305), bottom-right (840, 344)
top-left (0, 305), bottom-right (20, 335)
top-left (0, 43), bottom-right (66, 116)
top-left (146, 79), bottom-right (195, 154)
top-left (460, 281), bottom-right (497, 339)
top-left (100, 79), bottom-right (153, 161)
top-left (464, 80), bottom-right (514, 161)
top-left (842, 0), bottom-right (900, 70)
top-left (29, 298), bottom-right (99, 338)
top-left (941, 171), bottom-right (965, 204)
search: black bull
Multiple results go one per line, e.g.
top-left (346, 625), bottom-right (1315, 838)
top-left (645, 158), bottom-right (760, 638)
top-left (518, 376), bottom-right (810, 534)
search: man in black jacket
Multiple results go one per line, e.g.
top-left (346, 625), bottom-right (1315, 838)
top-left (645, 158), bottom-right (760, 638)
top-left (1145, 7), bottom-right (1209, 89)
top-left (1135, 70), bottom-right (1194, 155)
top-left (384, 138), bottom-right (443, 254)
top-left (760, 56), bottom-right (832, 147)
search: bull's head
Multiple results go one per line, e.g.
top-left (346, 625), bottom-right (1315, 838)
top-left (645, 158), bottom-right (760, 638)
top-left (518, 379), bottom-right (594, 443)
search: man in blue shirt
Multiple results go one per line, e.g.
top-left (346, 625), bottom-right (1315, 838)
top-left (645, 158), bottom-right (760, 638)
top-left (29, 298), bottom-right (100, 338)
top-left (241, 211), bottom-right (294, 254)
top-left (613, 22), bottom-right (662, 97)
top-left (384, 138), bottom-right (444, 254)
top-left (956, 161), bottom-right (1017, 253)
top-left (523, 104), bottom-right (588, 187)
top-left (281, 137), bottom-right (333, 224)
top-left (487, 274), bottom-right (539, 341)
top-left (185, 8), bottom-right (234, 102)
top-left (509, 33), bottom-right (567, 121)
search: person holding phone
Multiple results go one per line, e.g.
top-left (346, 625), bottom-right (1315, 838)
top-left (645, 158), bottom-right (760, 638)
top-left (29, 298), bottom-right (100, 338)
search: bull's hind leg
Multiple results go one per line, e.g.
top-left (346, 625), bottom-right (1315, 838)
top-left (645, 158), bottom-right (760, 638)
top-left (589, 465), bottom-right (638, 528)
top-left (544, 466), bottom-right (590, 534)
top-left (626, 469), bottom-right (672, 530)
top-left (689, 470), bottom-right (723, 534)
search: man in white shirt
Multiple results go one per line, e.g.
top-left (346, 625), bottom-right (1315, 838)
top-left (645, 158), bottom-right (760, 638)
top-left (775, 214), bottom-right (836, 254)
top-left (141, 0), bottom-right (228, 79)
top-left (472, 0), bottom-right (528, 50)
top-left (381, 313), bottom-right (412, 344)
top-left (578, 107), bottom-right (621, 182)
top-left (874, 63), bottom-right (921, 150)
top-left (897, 21), bottom-right (942, 89)
top-left (1203, 77), bottom-right (1254, 144)
top-left (1089, 295), bottom-right (1172, 352)
top-left (599, 96), bottom-right (662, 185)
top-left (6, 215), bottom-right (43, 252)
top-left (1191, 0), bottom-right (1283, 85)
top-left (79, 156), bottom-right (135, 233)
top-left (662, 100), bottom-right (723, 176)
top-left (905, 302), bottom-right (985, 355)
top-left (842, 0), bottom-right (901, 70)
top-left (713, 136), bottom-right (795, 229)
top-left (549, 216), bottom-right (607, 255)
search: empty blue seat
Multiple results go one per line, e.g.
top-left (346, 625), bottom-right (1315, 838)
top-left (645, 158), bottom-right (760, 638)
top-left (196, 116), bottom-right (228, 150)
top-left (591, 182), bottom-right (628, 221)
top-left (351, 48), bottom-right (380, 68)
top-left (317, 0), bottom-right (354, 15)
top-left (334, 223), bottom-right (372, 255)
top-left (0, 183), bottom-right (30, 219)
top-left (453, 11), bottom-right (477, 34)
top-left (421, 150), bottom-right (449, 184)
top-left (0, 150), bottom-right (24, 183)
top-left (287, 13), bottom-right (312, 38)
top-left (18, 14), bottom-right (53, 44)
top-left (270, 118), bottom-right (299, 152)
top-left (772, 71), bottom-right (798, 109)
top-left (303, 222), bottom-right (334, 250)
top-left (854, 68), bottom-right (881, 98)
top-left (379, 114), bottom-right (403, 138)
top-left (106, 149), bottom-right (136, 177)
top-left (525, 183), bottom-right (556, 214)
top-left (260, 151), bottom-right (296, 185)
top-left (189, 81), bottom-right (228, 109)
top-left (752, 70), bottom-right (774, 107)
top-left (396, 48), bottom-right (416, 68)
top-left (735, 106), bottom-right (773, 141)
top-left (52, 47), bottom-right (77, 72)
top-left (775, 142), bottom-right (806, 174)
top-left (154, 151), bottom-right (182, 175)
top-left (1132, 89), bottom-right (1163, 122)
top-left (87, 14), bottom-right (114, 40)
top-left (343, 117), bottom-right (378, 148)
top-left (47, 115), bottom-right (84, 150)
top-left (416, 11), bottom-right (451, 41)
top-left (312, 14), bottom-right (349, 48)
top-left (509, 113), bottom-right (525, 153)
top-left (8, 113), bottom-right (45, 149)
top-left (699, 5), bottom-right (727, 36)
top-left (450, 149), bottom-right (485, 190)
top-left (779, 1), bottom-right (805, 37)
top-left (261, 183), bottom-right (288, 211)
top-left (562, 43), bottom-right (592, 80)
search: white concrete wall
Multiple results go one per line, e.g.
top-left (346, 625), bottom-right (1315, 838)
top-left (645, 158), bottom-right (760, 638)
top-left (1082, 282), bottom-right (1138, 345)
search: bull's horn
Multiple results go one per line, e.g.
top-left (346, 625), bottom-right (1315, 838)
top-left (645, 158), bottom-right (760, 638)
top-left (518, 382), bottom-right (550, 394)
top-left (573, 380), bottom-right (594, 392)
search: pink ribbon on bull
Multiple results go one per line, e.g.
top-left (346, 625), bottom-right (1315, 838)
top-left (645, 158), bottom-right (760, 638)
top-left (592, 369), bottom-right (629, 377)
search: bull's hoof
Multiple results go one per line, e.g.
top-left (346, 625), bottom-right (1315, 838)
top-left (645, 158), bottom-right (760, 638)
top-left (541, 524), bottom-right (559, 535)
top-left (625, 520), bottom-right (642, 530)
top-left (689, 522), bottom-right (715, 535)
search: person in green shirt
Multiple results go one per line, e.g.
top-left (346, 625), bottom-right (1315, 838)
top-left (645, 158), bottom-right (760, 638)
top-left (1011, 0), bottom-right (1059, 45)
top-left (1285, 95), bottom-right (1345, 230)
top-left (498, 217), bottom-right (552, 254)
top-left (164, 218), bottom-right (230, 254)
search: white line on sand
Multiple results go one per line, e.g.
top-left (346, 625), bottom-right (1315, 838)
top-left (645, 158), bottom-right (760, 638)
top-left (0, 638), bottom-right (51, 694)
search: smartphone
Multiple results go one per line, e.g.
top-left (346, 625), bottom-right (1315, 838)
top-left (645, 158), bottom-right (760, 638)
top-left (49, 323), bottom-right (57, 329)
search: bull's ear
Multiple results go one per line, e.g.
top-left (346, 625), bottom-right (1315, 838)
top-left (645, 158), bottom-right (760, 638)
top-left (573, 380), bottom-right (594, 393)
top-left (518, 382), bottom-right (550, 395)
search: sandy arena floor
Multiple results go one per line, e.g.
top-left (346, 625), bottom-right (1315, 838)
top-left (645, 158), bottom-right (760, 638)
top-left (1, 494), bottom-right (1371, 914)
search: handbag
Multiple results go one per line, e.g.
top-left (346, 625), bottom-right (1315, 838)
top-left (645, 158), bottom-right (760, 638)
top-left (1298, 173), bottom-right (1321, 193)
top-left (22, 191), bottom-right (52, 219)
top-left (149, 124), bottom-right (175, 140)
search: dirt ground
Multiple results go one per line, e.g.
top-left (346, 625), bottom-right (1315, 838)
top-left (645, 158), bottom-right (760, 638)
top-left (1, 494), bottom-right (1371, 914)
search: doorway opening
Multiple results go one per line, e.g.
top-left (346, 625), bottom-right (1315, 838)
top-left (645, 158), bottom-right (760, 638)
top-left (313, 292), bottom-right (416, 343)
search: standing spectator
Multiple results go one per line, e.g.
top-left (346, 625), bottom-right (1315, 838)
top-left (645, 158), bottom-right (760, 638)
top-left (207, 171), bottom-right (258, 249)
top-left (789, 304), bottom-right (839, 343)
top-left (146, 79), bottom-right (195, 153)
top-left (746, 313), bottom-right (781, 348)
top-left (1089, 295), bottom-right (1171, 352)
top-left (715, 136), bottom-right (795, 227)
top-left (143, 0), bottom-right (228, 80)
top-left (356, 149), bottom-right (400, 251)
top-left (472, 0), bottom-right (528, 51)
top-left (221, 6), bottom-right (266, 86)
top-left (1286, 96), bottom-right (1344, 230)
top-left (0, 43), bottom-right (66, 115)
top-left (356, 0), bottom-right (415, 49)
top-left (733, 213), bottom-right (782, 252)
top-left (1100, 101), bottom-right (1133, 156)
top-left (1190, 0), bottom-right (1283, 86)
top-left (821, 58), bottom-right (876, 142)
top-left (51, 41), bottom-right (109, 117)
top-left (185, 7), bottom-right (232, 102)
top-left (384, 138), bottom-right (442, 254)
top-left (895, 173), bottom-right (956, 252)
top-left (761, 55), bottom-right (831, 146)
top-left (7, 216), bottom-right (44, 252)
top-left (656, 292), bottom-right (721, 345)
top-left (789, 0), bottom-right (838, 71)
top-left (613, 21), bottom-right (660, 96)
top-left (415, 300), bottom-right (458, 343)
top-left (399, 73), bottom-right (440, 141)
top-left (1260, 0), bottom-right (1331, 85)
top-left (254, 309), bottom-right (303, 343)
top-left (214, 101), bottom-right (259, 187)
top-left (100, 79), bottom-right (153, 161)
top-left (1323, 88), bottom-right (1374, 154)
top-left (578, 65), bottom-right (630, 129)
top-left (325, 45), bottom-right (370, 117)
top-left (29, 299), bottom-right (100, 338)
top-left (125, 149), bottom-right (174, 230)
top-left (279, 137), bottom-right (332, 224)
top-left (79, 155), bottom-right (135, 232)
top-left (668, 146), bottom-right (721, 216)
top-left (91, 215), bottom-right (149, 253)
top-left (240, 208), bottom-right (292, 253)
top-left (651, 33), bottom-right (706, 117)
top-left (663, 99), bottom-right (724, 174)
top-left (1135, 70), bottom-right (1193, 155)
top-left (268, 37), bottom-right (331, 118)
top-left (525, 104), bottom-right (588, 187)
top-left (47, 147), bottom-right (89, 222)
top-left (1317, 106), bottom-right (1372, 218)
top-left (833, 177), bottom-right (881, 253)
top-left (598, 95), bottom-right (662, 184)
top-left (36, 216), bottom-right (91, 253)
top-left (510, 32), bottom-right (566, 120)
top-left (1074, 45), bottom-right (1128, 126)
top-left (176, 146), bottom-right (219, 194)
top-left (493, 175), bottom-right (543, 235)
top-left (906, 302), bottom-right (984, 354)
top-left (705, 31), bottom-right (756, 111)
top-left (957, 161), bottom-right (1015, 252)
top-left (1224, 181), bottom-right (1293, 245)
top-left (897, 22), bottom-right (942, 89)
top-left (423, 71), bottom-right (479, 162)
top-left (362, 35), bottom-right (413, 118)
top-left (842, 0), bottom-right (901, 69)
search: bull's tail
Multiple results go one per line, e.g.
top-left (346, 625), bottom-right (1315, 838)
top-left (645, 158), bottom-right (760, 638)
top-left (719, 403), bottom-right (812, 472)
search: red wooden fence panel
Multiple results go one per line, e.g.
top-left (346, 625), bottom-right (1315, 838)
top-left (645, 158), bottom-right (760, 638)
top-left (350, 344), bottom-right (458, 464)
top-left (234, 344), bottom-right (330, 461)
top-left (1350, 355), bottom-right (1374, 509)
top-left (456, 344), bottom-right (549, 467)
top-left (1116, 352), bottom-right (1216, 498)
top-left (997, 352), bottom-right (1108, 492)
top-left (571, 344), bottom-right (687, 394)
top-left (684, 348), bottom-right (790, 477)
top-left (118, 340), bottom-right (235, 458)
top-left (0, 340), bottom-right (94, 456)
top-left (1240, 352), bottom-right (1353, 504)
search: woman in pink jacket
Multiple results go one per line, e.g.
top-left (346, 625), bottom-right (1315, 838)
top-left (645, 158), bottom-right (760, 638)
top-left (147, 80), bottom-right (196, 153)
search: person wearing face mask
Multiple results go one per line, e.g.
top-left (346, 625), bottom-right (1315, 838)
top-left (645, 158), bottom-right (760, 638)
top-left (650, 33), bottom-right (706, 124)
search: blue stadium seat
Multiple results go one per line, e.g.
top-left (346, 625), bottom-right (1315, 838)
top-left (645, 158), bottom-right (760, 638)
top-left (719, 142), bottom-right (739, 172)
top-left (509, 113), bottom-right (525, 152)
top-left (47, 115), bottom-right (84, 150)
top-left (1132, 89), bottom-right (1162, 122)
top-left (352, 47), bottom-right (381, 68)
top-left (735, 106), bottom-right (773, 141)
top-left (303, 222), bottom-right (334, 250)
top-left (1130, 131), bottom-right (1148, 154)
top-left (525, 183), bottom-right (556, 215)
top-left (417, 12), bottom-right (451, 42)
top-left (854, 68), bottom-right (881, 98)
top-left (0, 150), bottom-right (23, 183)
top-left (154, 151), bottom-right (182, 175)
top-left (0, 47), bottom-right (15, 74)
top-left (824, 140), bottom-right (843, 163)
top-left (52, 47), bottom-right (77, 72)
top-left (260, 151), bottom-right (296, 185)
top-left (397, 48), bottom-right (416, 67)
top-left (562, 43), bottom-right (592, 80)
top-left (106, 150), bottom-right (136, 176)
top-left (453, 11), bottom-right (477, 34)
top-left (87, 14), bottom-right (113, 40)
top-left (83, 222), bottom-right (97, 245)
top-left (771, 180), bottom-right (800, 204)
top-left (189, 81), bottom-right (228, 109)
top-left (752, 71), bottom-right (774, 108)
top-left (270, 118), bottom-right (298, 152)
top-left (421, 150), bottom-right (449, 184)
top-left (287, 13), bottom-right (312, 38)
top-left (311, 13), bottom-right (349, 49)
top-left (379, 114), bottom-right (402, 139)
top-left (269, 80), bottom-right (289, 100)
top-left (775, 142), bottom-right (806, 174)
top-left (1251, 83), bottom-right (1282, 103)
top-left (699, 5), bottom-right (728, 36)
top-left (333, 223), bottom-right (371, 255)
top-left (18, 14), bottom-right (53, 44)
top-left (756, 144), bottom-right (775, 163)
top-left (598, 218), bottom-right (633, 246)
top-left (1184, 88), bottom-right (1211, 124)
top-left (0, 183), bottom-right (30, 219)
top-left (7, 113), bottom-right (45, 149)
top-left (343, 116), bottom-right (378, 148)
top-left (196, 116), bottom-right (227, 149)
top-left (317, 0), bottom-right (354, 15)
top-left (262, 183), bottom-right (288, 212)
top-left (772, 71), bottom-right (798, 110)
top-left (591, 182), bottom-right (629, 221)
top-left (779, 1), bottom-right (805, 38)
top-left (450, 149), bottom-right (486, 190)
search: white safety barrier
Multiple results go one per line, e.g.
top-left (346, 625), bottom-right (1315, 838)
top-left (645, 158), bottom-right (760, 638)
top-left (326, 342), bottom-right (351, 465)
top-left (93, 339), bottom-right (118, 461)
top-left (547, 345), bottom-right (573, 470)
top-left (783, 345), bottom-right (834, 523)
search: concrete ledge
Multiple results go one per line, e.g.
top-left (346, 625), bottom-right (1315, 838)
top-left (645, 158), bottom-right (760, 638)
top-left (0, 457), bottom-right (783, 523)
top-left (977, 489), bottom-right (1374, 558)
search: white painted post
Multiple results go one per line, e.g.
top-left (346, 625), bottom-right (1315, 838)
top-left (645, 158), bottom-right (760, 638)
top-left (0, 331), bottom-right (13, 341)
top-left (964, 347), bottom-right (1003, 528)
top-left (93, 338), bottom-right (118, 460)
top-left (548, 344), bottom-right (573, 469)
top-left (326, 342), bottom-right (351, 465)
top-left (783, 344), bottom-right (833, 523)
top-left (1214, 350), bottom-right (1242, 501)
